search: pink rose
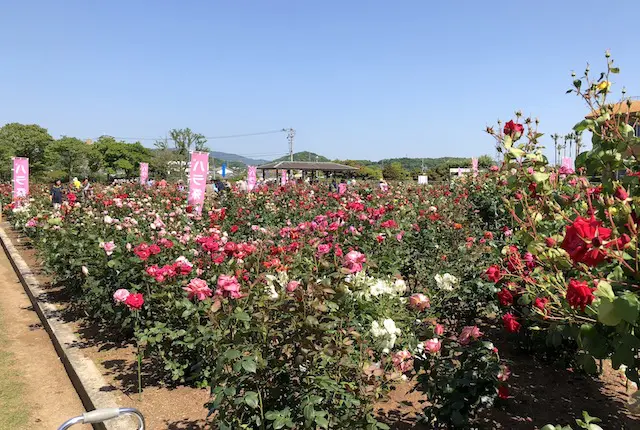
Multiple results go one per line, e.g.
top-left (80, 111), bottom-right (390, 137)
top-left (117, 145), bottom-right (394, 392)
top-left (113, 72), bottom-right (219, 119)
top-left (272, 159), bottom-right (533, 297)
top-left (392, 350), bottom-right (413, 373)
top-left (409, 293), bottom-right (430, 311)
top-left (343, 250), bottom-right (366, 273)
top-left (286, 280), bottom-right (301, 292)
top-left (434, 323), bottom-right (444, 336)
top-left (100, 241), bottom-right (116, 256)
top-left (317, 243), bottom-right (331, 256)
top-left (113, 289), bottom-right (130, 303)
top-left (216, 274), bottom-right (243, 299)
top-left (183, 278), bottom-right (212, 301)
top-left (424, 338), bottom-right (442, 354)
top-left (497, 365), bottom-right (511, 381)
top-left (458, 326), bottom-right (483, 345)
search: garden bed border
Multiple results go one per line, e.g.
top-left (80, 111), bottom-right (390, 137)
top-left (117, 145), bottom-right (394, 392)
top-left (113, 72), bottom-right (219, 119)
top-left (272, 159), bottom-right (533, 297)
top-left (0, 223), bottom-right (133, 430)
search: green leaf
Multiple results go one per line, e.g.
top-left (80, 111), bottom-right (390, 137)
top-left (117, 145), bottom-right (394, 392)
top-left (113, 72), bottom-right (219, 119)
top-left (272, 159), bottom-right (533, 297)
top-left (273, 418), bottom-right (286, 429)
top-left (611, 67), bottom-right (620, 74)
top-left (265, 411), bottom-right (279, 420)
top-left (244, 391), bottom-right (259, 409)
top-left (224, 349), bottom-right (242, 360)
top-left (508, 147), bottom-right (525, 158)
top-left (316, 416), bottom-right (330, 428)
top-left (573, 79), bottom-right (582, 89)
top-left (614, 294), bottom-right (640, 324)
top-left (594, 280), bottom-right (614, 301)
top-left (234, 311), bottom-right (251, 322)
top-left (532, 172), bottom-right (550, 183)
top-left (503, 135), bottom-right (513, 149)
top-left (577, 353), bottom-right (597, 374)
top-left (574, 119), bottom-right (595, 133)
top-left (241, 358), bottom-right (257, 373)
top-left (597, 298), bottom-right (621, 326)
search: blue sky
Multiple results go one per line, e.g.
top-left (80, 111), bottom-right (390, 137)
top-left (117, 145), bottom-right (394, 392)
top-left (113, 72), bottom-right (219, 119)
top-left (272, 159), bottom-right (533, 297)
top-left (2, 1), bottom-right (638, 161)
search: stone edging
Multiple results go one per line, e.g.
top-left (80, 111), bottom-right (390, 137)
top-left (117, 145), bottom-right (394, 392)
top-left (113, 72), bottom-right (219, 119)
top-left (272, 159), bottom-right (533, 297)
top-left (0, 223), bottom-right (134, 430)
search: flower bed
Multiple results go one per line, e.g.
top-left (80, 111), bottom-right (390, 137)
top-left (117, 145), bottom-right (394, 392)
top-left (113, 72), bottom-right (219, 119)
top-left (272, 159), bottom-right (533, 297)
top-left (5, 180), bottom-right (507, 428)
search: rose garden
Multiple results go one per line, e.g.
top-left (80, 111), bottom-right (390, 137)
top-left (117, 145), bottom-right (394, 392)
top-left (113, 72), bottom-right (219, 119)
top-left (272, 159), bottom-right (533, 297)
top-left (2, 56), bottom-right (640, 429)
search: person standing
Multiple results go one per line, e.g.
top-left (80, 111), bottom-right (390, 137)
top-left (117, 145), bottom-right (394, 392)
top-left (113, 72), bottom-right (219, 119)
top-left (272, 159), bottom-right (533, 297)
top-left (82, 178), bottom-right (92, 201)
top-left (50, 180), bottom-right (64, 209)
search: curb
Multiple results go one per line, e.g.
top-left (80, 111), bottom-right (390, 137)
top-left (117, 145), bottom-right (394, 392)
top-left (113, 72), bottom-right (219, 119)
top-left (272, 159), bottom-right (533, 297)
top-left (0, 223), bottom-right (133, 430)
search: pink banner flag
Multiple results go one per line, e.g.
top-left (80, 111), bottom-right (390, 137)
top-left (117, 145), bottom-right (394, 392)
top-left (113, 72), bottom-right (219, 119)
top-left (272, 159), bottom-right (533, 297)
top-left (247, 166), bottom-right (257, 191)
top-left (140, 162), bottom-right (149, 185)
top-left (457, 167), bottom-right (462, 177)
top-left (281, 170), bottom-right (287, 186)
top-left (338, 183), bottom-right (347, 195)
top-left (188, 152), bottom-right (209, 213)
top-left (471, 158), bottom-right (478, 177)
top-left (12, 157), bottom-right (29, 202)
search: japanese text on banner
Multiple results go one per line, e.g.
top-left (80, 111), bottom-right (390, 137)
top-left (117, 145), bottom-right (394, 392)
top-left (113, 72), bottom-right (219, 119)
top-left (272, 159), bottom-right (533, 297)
top-left (188, 152), bottom-right (209, 213)
top-left (140, 162), bottom-right (149, 185)
top-left (12, 157), bottom-right (29, 202)
top-left (247, 166), bottom-right (257, 191)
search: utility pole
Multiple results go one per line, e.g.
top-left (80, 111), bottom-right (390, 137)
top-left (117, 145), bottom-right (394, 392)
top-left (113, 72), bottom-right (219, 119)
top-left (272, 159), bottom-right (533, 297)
top-left (287, 128), bottom-right (296, 162)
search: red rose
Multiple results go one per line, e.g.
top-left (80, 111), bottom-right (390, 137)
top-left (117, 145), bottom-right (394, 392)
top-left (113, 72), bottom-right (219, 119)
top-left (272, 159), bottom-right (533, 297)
top-left (615, 186), bottom-right (629, 201)
top-left (498, 385), bottom-right (510, 400)
top-left (125, 293), bottom-right (144, 310)
top-left (533, 297), bottom-right (549, 311)
top-left (484, 231), bottom-right (494, 240)
top-left (566, 279), bottom-right (595, 311)
top-left (545, 237), bottom-right (556, 247)
top-left (149, 244), bottom-right (161, 255)
top-left (503, 120), bottom-right (524, 138)
top-left (381, 219), bottom-right (398, 229)
top-left (485, 265), bottom-right (503, 283)
top-left (497, 288), bottom-right (514, 306)
top-left (561, 216), bottom-right (612, 266)
top-left (502, 313), bottom-right (521, 333)
top-left (133, 243), bottom-right (151, 261)
top-left (230, 225), bottom-right (239, 233)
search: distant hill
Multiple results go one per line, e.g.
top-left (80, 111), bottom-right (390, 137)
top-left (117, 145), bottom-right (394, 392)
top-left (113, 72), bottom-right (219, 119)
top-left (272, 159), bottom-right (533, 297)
top-left (272, 151), bottom-right (330, 162)
top-left (210, 151), bottom-right (269, 166)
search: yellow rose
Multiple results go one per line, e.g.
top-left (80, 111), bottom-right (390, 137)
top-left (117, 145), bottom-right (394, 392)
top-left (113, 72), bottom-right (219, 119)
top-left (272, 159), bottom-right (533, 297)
top-left (597, 81), bottom-right (611, 92)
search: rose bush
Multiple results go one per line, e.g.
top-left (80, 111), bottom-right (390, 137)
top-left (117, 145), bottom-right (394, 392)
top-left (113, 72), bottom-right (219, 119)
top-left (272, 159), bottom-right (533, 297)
top-left (480, 53), bottom-right (640, 385)
top-left (4, 178), bottom-right (506, 428)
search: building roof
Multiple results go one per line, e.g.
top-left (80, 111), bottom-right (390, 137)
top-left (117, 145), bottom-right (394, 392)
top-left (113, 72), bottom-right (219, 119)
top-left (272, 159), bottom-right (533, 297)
top-left (257, 161), bottom-right (359, 171)
top-left (585, 99), bottom-right (640, 119)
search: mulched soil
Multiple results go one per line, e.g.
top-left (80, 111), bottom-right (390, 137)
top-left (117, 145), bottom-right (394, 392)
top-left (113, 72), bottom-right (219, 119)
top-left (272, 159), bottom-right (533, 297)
top-left (4, 225), bottom-right (640, 429)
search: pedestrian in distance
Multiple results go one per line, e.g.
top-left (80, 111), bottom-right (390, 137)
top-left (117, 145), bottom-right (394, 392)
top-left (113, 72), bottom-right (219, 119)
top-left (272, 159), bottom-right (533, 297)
top-left (50, 179), bottom-right (64, 209)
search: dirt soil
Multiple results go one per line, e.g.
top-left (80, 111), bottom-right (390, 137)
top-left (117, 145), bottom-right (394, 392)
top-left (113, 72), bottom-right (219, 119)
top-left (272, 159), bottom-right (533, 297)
top-left (0, 237), bottom-right (90, 429)
top-left (4, 225), bottom-right (640, 429)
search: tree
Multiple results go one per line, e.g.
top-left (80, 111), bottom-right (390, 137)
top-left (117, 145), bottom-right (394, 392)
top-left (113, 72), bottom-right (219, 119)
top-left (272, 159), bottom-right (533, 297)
top-left (478, 155), bottom-right (494, 168)
top-left (382, 162), bottom-right (409, 181)
top-left (93, 136), bottom-right (150, 178)
top-left (0, 123), bottom-right (53, 179)
top-left (168, 128), bottom-right (208, 182)
top-left (45, 136), bottom-right (87, 180)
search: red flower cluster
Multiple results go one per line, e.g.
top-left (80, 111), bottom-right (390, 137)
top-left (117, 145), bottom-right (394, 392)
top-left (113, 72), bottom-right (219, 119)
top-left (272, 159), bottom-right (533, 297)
top-left (497, 288), bottom-right (514, 306)
top-left (566, 279), bottom-right (595, 311)
top-left (134, 243), bottom-right (162, 260)
top-left (561, 216), bottom-right (611, 266)
top-left (125, 293), bottom-right (144, 310)
top-left (485, 265), bottom-right (502, 283)
top-left (503, 120), bottom-right (524, 138)
top-left (502, 313), bottom-right (521, 333)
